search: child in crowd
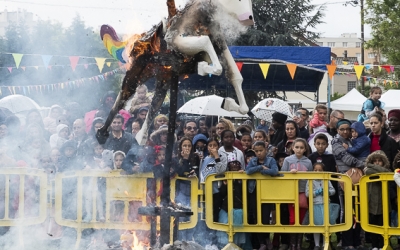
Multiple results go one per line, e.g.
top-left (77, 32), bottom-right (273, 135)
top-left (113, 151), bottom-right (125, 170)
top-left (253, 129), bottom-right (274, 157)
top-left (246, 141), bottom-right (279, 250)
top-left (129, 85), bottom-right (152, 115)
top-left (217, 154), bottom-right (246, 249)
top-left (281, 138), bottom-right (313, 250)
top-left (342, 122), bottom-right (370, 161)
top-left (309, 104), bottom-right (328, 134)
top-left (201, 138), bottom-right (227, 222)
top-left (364, 150), bottom-right (391, 250)
top-left (245, 149), bottom-right (256, 166)
top-left (218, 130), bottom-right (245, 170)
top-left (50, 124), bottom-right (69, 149)
top-left (193, 133), bottom-right (208, 160)
top-left (275, 152), bottom-right (288, 171)
top-left (305, 162), bottom-right (336, 250)
top-left (240, 133), bottom-right (253, 153)
top-left (358, 86), bottom-right (385, 122)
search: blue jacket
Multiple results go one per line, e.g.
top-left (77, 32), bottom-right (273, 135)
top-left (246, 156), bottom-right (279, 193)
top-left (347, 122), bottom-right (370, 159)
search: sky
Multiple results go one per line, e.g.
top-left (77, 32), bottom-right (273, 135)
top-left (2, 0), bottom-right (371, 38)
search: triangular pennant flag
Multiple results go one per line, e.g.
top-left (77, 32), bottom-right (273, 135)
top-left (259, 63), bottom-right (270, 79)
top-left (326, 64), bottom-right (337, 80)
top-left (353, 65), bottom-right (365, 80)
top-left (236, 62), bottom-right (243, 72)
top-left (286, 64), bottom-right (297, 79)
top-left (106, 62), bottom-right (111, 67)
top-left (21, 66), bottom-right (26, 71)
top-left (381, 65), bottom-right (391, 73)
top-left (69, 56), bottom-right (80, 71)
top-left (34, 66), bottom-right (39, 70)
top-left (390, 65), bottom-right (395, 72)
top-left (7, 67), bottom-right (12, 73)
top-left (343, 61), bottom-right (349, 65)
top-left (48, 65), bottom-right (52, 70)
top-left (84, 64), bottom-right (88, 69)
top-left (12, 53), bottom-right (23, 68)
top-left (378, 66), bottom-right (382, 72)
top-left (41, 55), bottom-right (52, 69)
top-left (95, 57), bottom-right (106, 72)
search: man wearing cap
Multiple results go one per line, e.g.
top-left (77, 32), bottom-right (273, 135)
top-left (137, 107), bottom-right (149, 121)
top-left (270, 112), bottom-right (287, 146)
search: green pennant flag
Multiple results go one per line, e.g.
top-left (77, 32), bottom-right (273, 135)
top-left (12, 53), bottom-right (23, 68)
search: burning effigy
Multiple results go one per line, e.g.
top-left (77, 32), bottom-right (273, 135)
top-left (97, 0), bottom-right (253, 145)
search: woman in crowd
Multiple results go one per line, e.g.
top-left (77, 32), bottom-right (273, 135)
top-left (153, 114), bottom-right (168, 131)
top-left (277, 120), bottom-right (301, 155)
top-left (196, 116), bottom-right (209, 137)
top-left (388, 109), bottom-right (400, 146)
top-left (331, 119), bottom-right (365, 250)
top-left (149, 125), bottom-right (170, 146)
top-left (368, 113), bottom-right (398, 165)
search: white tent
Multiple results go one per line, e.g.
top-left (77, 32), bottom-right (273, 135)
top-left (330, 88), bottom-right (367, 111)
top-left (381, 89), bottom-right (400, 112)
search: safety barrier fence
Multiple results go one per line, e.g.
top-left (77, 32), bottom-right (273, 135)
top-left (0, 168), bottom-right (48, 247)
top-left (205, 172), bottom-right (354, 250)
top-left (359, 173), bottom-right (400, 250)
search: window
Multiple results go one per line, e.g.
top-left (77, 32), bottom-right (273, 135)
top-left (368, 53), bottom-right (375, 59)
top-left (327, 42), bottom-right (335, 47)
top-left (342, 42), bottom-right (348, 47)
top-left (356, 53), bottom-right (361, 60)
top-left (356, 42), bottom-right (361, 48)
top-left (347, 81), bottom-right (356, 91)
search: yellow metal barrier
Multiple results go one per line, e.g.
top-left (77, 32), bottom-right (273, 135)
top-left (54, 170), bottom-right (155, 248)
top-left (0, 168), bottom-right (48, 247)
top-left (170, 176), bottom-right (200, 230)
top-left (205, 172), bottom-right (354, 250)
top-left (359, 173), bottom-right (399, 250)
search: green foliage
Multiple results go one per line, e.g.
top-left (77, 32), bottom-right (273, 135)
top-left (234, 0), bottom-right (325, 46)
top-left (330, 92), bottom-right (345, 101)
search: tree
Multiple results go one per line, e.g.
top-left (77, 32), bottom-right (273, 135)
top-left (234, 0), bottom-right (325, 46)
top-left (364, 0), bottom-right (400, 65)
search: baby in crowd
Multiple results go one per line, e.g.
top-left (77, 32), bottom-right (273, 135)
top-left (358, 86), bottom-right (385, 122)
top-left (309, 104), bottom-right (328, 134)
top-left (343, 122), bottom-right (370, 161)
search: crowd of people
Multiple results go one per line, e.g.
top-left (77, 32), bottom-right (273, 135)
top-left (0, 85), bottom-right (400, 250)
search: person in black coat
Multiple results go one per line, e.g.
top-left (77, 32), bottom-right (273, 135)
top-left (270, 112), bottom-right (287, 146)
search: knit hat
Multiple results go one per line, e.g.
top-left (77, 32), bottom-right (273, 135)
top-left (336, 119), bottom-right (352, 129)
top-left (388, 109), bottom-right (400, 121)
top-left (272, 112), bottom-right (287, 125)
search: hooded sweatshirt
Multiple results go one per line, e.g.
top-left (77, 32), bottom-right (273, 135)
top-left (347, 122), bottom-right (370, 159)
top-left (50, 124), bottom-right (69, 149)
top-left (281, 154), bottom-right (313, 192)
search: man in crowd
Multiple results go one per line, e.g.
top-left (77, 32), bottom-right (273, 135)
top-left (183, 120), bottom-right (198, 140)
top-left (327, 110), bottom-right (344, 137)
top-left (256, 119), bottom-right (269, 133)
top-left (293, 107), bottom-right (310, 140)
top-left (104, 114), bottom-right (134, 154)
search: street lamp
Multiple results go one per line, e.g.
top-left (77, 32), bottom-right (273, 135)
top-left (344, 0), bottom-right (365, 93)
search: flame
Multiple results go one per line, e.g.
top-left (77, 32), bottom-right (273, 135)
top-left (164, 66), bottom-right (172, 69)
top-left (184, 75), bottom-right (189, 79)
top-left (121, 230), bottom-right (150, 250)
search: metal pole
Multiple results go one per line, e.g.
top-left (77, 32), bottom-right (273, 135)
top-left (160, 73), bottom-right (179, 245)
top-left (360, 0), bottom-right (365, 93)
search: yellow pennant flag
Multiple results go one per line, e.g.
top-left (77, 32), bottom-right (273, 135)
top-left (378, 66), bottom-right (382, 72)
top-left (106, 62), bottom-right (111, 67)
top-left (342, 61), bottom-right (348, 65)
top-left (12, 53), bottom-right (23, 68)
top-left (326, 64), bottom-right (337, 80)
top-left (286, 64), bottom-right (297, 79)
top-left (259, 63), bottom-right (270, 79)
top-left (353, 65), bottom-right (365, 80)
top-left (95, 57), bottom-right (106, 72)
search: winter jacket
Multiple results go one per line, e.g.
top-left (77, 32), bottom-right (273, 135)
top-left (246, 156), bottom-right (279, 193)
top-left (347, 122), bottom-right (370, 159)
top-left (331, 134), bottom-right (364, 173)
top-left (368, 131), bottom-right (399, 168)
top-left (281, 154), bottom-right (313, 192)
top-left (305, 179), bottom-right (335, 204)
top-left (270, 126), bottom-right (285, 147)
top-left (358, 98), bottom-right (385, 122)
top-left (218, 146), bottom-right (245, 170)
top-left (364, 150), bottom-right (391, 215)
top-left (49, 124), bottom-right (69, 149)
top-left (104, 131), bottom-right (134, 154)
top-left (200, 155), bottom-right (227, 194)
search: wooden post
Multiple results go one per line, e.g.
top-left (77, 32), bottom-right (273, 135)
top-left (160, 73), bottom-right (179, 245)
top-left (167, 0), bottom-right (177, 19)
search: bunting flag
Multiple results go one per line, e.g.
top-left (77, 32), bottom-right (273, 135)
top-left (390, 65), bottom-right (395, 72)
top-left (7, 67), bottom-right (12, 73)
top-left (326, 64), bottom-right (337, 80)
top-left (286, 64), bottom-right (297, 79)
top-left (343, 61), bottom-right (349, 65)
top-left (21, 66), bottom-right (26, 71)
top-left (34, 66), bottom-right (39, 70)
top-left (236, 62), bottom-right (243, 72)
top-left (381, 65), bottom-right (391, 73)
top-left (106, 62), bottom-right (111, 67)
top-left (259, 63), bottom-right (270, 79)
top-left (41, 55), bottom-right (52, 69)
top-left (84, 64), bottom-right (88, 69)
top-left (12, 53), bottom-right (23, 68)
top-left (353, 65), bottom-right (365, 80)
top-left (378, 66), bottom-right (382, 72)
top-left (95, 57), bottom-right (106, 72)
top-left (69, 56), bottom-right (80, 71)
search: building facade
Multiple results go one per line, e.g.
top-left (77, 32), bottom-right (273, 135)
top-left (0, 9), bottom-right (35, 37)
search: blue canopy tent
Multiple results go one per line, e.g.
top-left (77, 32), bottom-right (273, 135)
top-left (179, 46), bottom-right (331, 97)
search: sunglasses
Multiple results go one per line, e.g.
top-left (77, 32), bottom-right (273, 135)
top-left (186, 126), bottom-right (198, 131)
